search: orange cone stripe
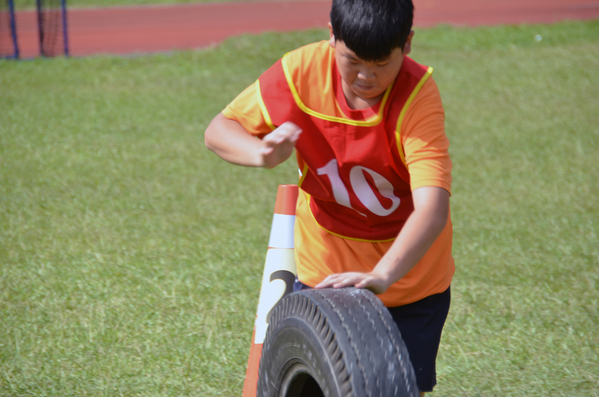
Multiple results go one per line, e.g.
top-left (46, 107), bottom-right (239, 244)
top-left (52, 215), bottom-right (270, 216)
top-left (242, 185), bottom-right (298, 397)
top-left (273, 184), bottom-right (299, 216)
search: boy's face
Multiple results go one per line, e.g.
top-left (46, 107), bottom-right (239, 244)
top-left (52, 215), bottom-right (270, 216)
top-left (329, 24), bottom-right (414, 108)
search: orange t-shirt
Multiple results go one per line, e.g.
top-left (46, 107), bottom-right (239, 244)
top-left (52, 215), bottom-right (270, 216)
top-left (222, 41), bottom-right (454, 307)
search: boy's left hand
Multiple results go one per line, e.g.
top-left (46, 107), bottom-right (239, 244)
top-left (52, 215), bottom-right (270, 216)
top-left (315, 271), bottom-right (391, 295)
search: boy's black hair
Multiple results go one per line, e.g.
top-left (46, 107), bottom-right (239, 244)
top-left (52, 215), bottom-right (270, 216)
top-left (330, 0), bottom-right (414, 62)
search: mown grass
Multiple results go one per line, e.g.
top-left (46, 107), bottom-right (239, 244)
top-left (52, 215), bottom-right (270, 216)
top-left (1, 21), bottom-right (598, 396)
top-left (412, 23), bottom-right (599, 396)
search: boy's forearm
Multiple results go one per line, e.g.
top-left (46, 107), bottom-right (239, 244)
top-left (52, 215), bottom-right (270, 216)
top-left (204, 113), bottom-right (265, 167)
top-left (205, 113), bottom-right (302, 169)
top-left (315, 186), bottom-right (449, 294)
top-left (373, 186), bottom-right (449, 289)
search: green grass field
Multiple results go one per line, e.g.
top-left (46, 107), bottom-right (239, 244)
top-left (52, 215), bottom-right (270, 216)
top-left (1, 21), bottom-right (598, 396)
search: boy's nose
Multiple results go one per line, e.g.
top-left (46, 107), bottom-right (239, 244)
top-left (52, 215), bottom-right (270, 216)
top-left (357, 68), bottom-right (375, 80)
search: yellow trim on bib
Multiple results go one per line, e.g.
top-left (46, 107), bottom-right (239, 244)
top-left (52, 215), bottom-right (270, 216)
top-left (298, 163), bottom-right (309, 188)
top-left (281, 54), bottom-right (391, 127)
top-left (395, 66), bottom-right (433, 166)
top-left (256, 80), bottom-right (276, 131)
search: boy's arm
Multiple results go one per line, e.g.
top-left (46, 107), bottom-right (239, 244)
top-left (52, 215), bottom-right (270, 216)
top-left (315, 186), bottom-right (449, 295)
top-left (204, 113), bottom-right (302, 169)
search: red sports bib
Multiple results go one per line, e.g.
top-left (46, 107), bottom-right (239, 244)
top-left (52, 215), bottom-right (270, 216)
top-left (258, 42), bottom-right (432, 240)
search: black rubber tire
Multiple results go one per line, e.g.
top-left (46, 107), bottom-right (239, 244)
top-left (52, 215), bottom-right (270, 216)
top-left (257, 288), bottom-right (419, 397)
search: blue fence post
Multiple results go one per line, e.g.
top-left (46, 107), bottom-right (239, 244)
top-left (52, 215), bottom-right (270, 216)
top-left (7, 0), bottom-right (19, 59)
top-left (36, 0), bottom-right (44, 56)
top-left (61, 0), bottom-right (68, 56)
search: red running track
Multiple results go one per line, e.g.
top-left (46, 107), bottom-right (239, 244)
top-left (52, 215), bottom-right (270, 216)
top-left (12, 0), bottom-right (599, 58)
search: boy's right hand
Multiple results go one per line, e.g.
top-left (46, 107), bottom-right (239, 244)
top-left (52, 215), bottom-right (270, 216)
top-left (205, 114), bottom-right (301, 168)
top-left (260, 122), bottom-right (303, 168)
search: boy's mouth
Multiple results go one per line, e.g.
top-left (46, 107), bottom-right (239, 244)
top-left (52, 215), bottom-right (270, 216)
top-left (355, 82), bottom-right (375, 91)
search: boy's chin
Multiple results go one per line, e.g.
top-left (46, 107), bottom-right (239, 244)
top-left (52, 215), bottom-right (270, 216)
top-left (354, 87), bottom-right (385, 100)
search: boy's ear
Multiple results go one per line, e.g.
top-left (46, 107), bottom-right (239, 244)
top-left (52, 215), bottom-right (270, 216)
top-left (403, 30), bottom-right (415, 55)
top-left (328, 22), bottom-right (336, 48)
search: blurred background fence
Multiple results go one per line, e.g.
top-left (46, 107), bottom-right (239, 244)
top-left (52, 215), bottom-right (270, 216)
top-left (1, 0), bottom-right (68, 59)
top-left (2, 0), bottom-right (598, 59)
top-left (0, 0), bottom-right (19, 58)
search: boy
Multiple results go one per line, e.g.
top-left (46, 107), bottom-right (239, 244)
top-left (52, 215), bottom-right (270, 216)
top-left (205, 0), bottom-right (454, 394)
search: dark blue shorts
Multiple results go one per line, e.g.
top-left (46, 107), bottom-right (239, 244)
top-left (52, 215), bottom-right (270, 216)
top-left (293, 280), bottom-right (451, 392)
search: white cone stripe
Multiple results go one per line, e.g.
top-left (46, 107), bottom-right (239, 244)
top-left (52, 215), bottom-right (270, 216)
top-left (268, 214), bottom-right (295, 249)
top-left (254, 248), bottom-right (297, 344)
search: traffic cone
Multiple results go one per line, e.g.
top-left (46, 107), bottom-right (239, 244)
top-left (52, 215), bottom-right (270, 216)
top-left (242, 184), bottom-right (299, 397)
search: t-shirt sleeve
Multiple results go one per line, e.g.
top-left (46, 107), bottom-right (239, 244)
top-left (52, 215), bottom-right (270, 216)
top-left (400, 76), bottom-right (452, 193)
top-left (221, 81), bottom-right (274, 138)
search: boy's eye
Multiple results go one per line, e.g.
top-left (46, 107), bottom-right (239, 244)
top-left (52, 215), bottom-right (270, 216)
top-left (375, 60), bottom-right (391, 67)
top-left (343, 54), bottom-right (359, 64)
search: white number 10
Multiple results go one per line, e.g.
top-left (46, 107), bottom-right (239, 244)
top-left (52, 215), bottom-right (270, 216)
top-left (317, 159), bottom-right (400, 217)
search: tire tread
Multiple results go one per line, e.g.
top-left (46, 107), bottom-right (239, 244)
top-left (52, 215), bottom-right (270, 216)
top-left (257, 288), bottom-right (418, 397)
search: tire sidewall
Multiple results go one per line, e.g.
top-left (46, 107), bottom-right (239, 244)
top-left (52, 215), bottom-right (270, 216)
top-left (261, 316), bottom-right (340, 397)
